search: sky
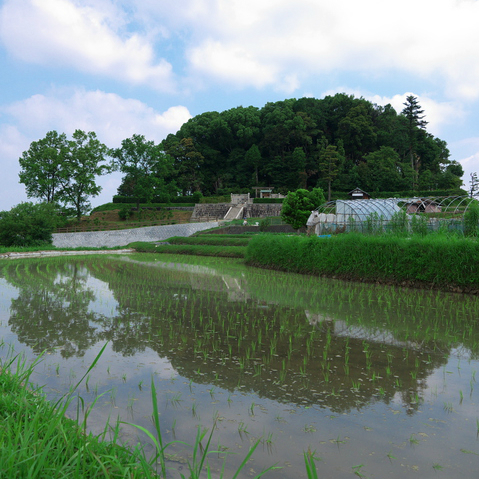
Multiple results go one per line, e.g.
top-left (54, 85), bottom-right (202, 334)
top-left (1, 0), bottom-right (479, 211)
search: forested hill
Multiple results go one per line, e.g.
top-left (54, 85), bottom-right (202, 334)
top-left (160, 94), bottom-right (463, 198)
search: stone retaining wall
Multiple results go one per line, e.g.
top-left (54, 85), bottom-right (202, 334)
top-left (192, 203), bottom-right (283, 220)
top-left (52, 222), bottom-right (219, 248)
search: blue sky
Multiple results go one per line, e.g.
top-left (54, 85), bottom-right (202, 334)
top-left (1, 0), bottom-right (479, 211)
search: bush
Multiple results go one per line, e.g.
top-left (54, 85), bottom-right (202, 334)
top-left (281, 188), bottom-right (326, 230)
top-left (259, 218), bottom-right (272, 232)
top-left (464, 200), bottom-right (479, 237)
top-left (0, 202), bottom-right (61, 247)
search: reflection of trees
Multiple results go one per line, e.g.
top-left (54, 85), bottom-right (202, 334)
top-left (4, 259), bottom-right (101, 357)
top-left (2, 254), bottom-right (476, 414)
top-left (92, 258), bottom-right (449, 414)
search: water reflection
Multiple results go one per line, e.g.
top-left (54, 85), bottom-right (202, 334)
top-left (1, 254), bottom-right (479, 478)
top-left (1, 254), bottom-right (476, 413)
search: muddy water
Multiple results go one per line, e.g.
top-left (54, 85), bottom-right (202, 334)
top-left (1, 253), bottom-right (479, 478)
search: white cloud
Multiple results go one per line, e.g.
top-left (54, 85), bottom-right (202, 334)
top-left (369, 93), bottom-right (465, 137)
top-left (320, 88), bottom-right (465, 137)
top-left (188, 40), bottom-right (277, 89)
top-left (0, 0), bottom-right (174, 91)
top-left (151, 0), bottom-right (479, 99)
top-left (3, 88), bottom-right (192, 146)
top-left (0, 89), bottom-right (192, 211)
top-left (4, 0), bottom-right (479, 98)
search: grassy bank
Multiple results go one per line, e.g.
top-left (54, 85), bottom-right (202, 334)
top-left (130, 236), bottom-right (249, 258)
top-left (245, 233), bottom-right (479, 292)
top-left (0, 348), bottom-right (283, 479)
top-left (0, 352), bottom-right (155, 479)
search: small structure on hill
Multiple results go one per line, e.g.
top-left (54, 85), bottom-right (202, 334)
top-left (348, 188), bottom-right (371, 200)
top-left (252, 187), bottom-right (286, 199)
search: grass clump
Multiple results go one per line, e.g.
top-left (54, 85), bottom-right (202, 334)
top-left (131, 241), bottom-right (246, 258)
top-left (167, 235), bottom-right (251, 247)
top-left (0, 351), bottom-right (152, 479)
top-left (0, 348), bottom-right (279, 479)
top-left (245, 233), bottom-right (479, 290)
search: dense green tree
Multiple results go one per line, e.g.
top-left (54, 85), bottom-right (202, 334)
top-left (281, 188), bottom-right (326, 230)
top-left (164, 137), bottom-right (205, 194)
top-left (0, 202), bottom-right (62, 246)
top-left (338, 103), bottom-right (377, 164)
top-left (245, 144), bottom-right (262, 186)
top-left (59, 130), bottom-right (110, 220)
top-left (19, 130), bottom-right (110, 219)
top-left (318, 144), bottom-right (342, 200)
top-left (362, 147), bottom-right (405, 192)
top-left (19, 130), bottom-right (68, 203)
top-left (112, 134), bottom-right (176, 210)
top-left (161, 94), bottom-right (462, 196)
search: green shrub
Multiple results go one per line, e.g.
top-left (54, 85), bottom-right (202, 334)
top-left (0, 202), bottom-right (61, 247)
top-left (259, 218), bottom-right (272, 232)
top-left (464, 201), bottom-right (479, 237)
top-left (281, 188), bottom-right (325, 230)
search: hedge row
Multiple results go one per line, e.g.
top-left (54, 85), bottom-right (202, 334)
top-left (253, 198), bottom-right (284, 204)
top-left (245, 233), bottom-right (479, 289)
top-left (113, 194), bottom-right (202, 204)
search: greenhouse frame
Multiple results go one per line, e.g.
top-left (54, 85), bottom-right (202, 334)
top-left (306, 196), bottom-right (479, 235)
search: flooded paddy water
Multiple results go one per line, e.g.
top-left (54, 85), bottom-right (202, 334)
top-left (0, 253), bottom-right (479, 478)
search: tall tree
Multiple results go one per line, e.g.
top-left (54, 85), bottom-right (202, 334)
top-left (164, 137), bottom-right (205, 194)
top-left (318, 144), bottom-right (341, 201)
top-left (245, 144), bottom-right (262, 186)
top-left (19, 130), bottom-right (68, 203)
top-left (60, 130), bottom-right (110, 220)
top-left (402, 95), bottom-right (428, 188)
top-left (112, 134), bottom-right (175, 210)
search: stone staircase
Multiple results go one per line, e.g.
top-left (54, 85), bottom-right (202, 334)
top-left (224, 205), bottom-right (244, 220)
top-left (191, 194), bottom-right (282, 222)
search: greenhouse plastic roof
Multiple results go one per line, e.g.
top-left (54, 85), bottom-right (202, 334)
top-left (335, 199), bottom-right (402, 222)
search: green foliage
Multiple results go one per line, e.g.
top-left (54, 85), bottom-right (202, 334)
top-left (118, 205), bottom-right (131, 220)
top-left (19, 130), bottom-right (110, 220)
top-left (259, 217), bottom-right (272, 232)
top-left (365, 212), bottom-right (384, 234)
top-left (281, 188), bottom-right (326, 230)
top-left (0, 202), bottom-right (61, 247)
top-left (253, 198), bottom-right (284, 203)
top-left (389, 210), bottom-right (409, 235)
top-left (111, 134), bottom-right (177, 210)
top-left (410, 214), bottom-right (429, 236)
top-left (18, 130), bottom-right (67, 203)
top-left (159, 94), bottom-right (459, 196)
top-left (245, 233), bottom-right (479, 289)
top-left (132, 242), bottom-right (246, 257)
top-left (464, 200), bottom-right (479, 237)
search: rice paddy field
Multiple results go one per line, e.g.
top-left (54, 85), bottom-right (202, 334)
top-left (1, 252), bottom-right (479, 478)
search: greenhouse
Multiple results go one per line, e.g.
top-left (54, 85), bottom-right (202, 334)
top-left (306, 195), bottom-right (479, 235)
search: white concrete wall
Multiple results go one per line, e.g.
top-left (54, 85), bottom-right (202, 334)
top-left (52, 222), bottom-right (219, 248)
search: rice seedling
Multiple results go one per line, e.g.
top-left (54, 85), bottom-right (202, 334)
top-left (409, 434), bottom-right (419, 445)
top-left (352, 464), bottom-right (367, 478)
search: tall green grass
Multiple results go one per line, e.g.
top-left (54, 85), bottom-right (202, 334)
top-left (0, 345), bottom-right (279, 478)
top-left (167, 235), bottom-right (251, 246)
top-left (0, 346), bottom-right (154, 479)
top-left (245, 233), bottom-right (479, 289)
top-left (131, 241), bottom-right (246, 258)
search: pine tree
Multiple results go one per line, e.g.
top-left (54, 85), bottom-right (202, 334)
top-left (402, 95), bottom-right (428, 189)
